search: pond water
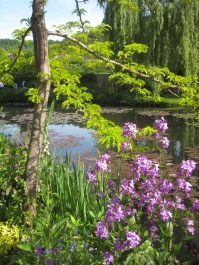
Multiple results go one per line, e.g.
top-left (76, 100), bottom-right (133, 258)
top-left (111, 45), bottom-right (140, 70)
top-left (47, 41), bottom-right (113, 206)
top-left (0, 105), bottom-right (199, 165)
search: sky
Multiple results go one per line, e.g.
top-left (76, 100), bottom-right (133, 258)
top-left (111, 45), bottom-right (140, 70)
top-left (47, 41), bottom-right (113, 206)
top-left (0, 0), bottom-right (104, 39)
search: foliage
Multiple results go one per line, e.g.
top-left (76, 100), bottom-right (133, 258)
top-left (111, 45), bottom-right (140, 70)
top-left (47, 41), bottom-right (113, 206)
top-left (0, 39), bottom-right (33, 52)
top-left (0, 222), bottom-right (20, 257)
top-left (0, 131), bottom-right (28, 223)
top-left (0, 49), bottom-right (14, 84)
top-left (0, 38), bottom-right (60, 52)
top-left (9, 116), bottom-right (198, 264)
top-left (180, 85), bottom-right (199, 117)
top-left (50, 20), bottom-right (199, 116)
top-left (39, 154), bottom-right (93, 222)
top-left (100, 0), bottom-right (199, 77)
top-left (0, 87), bottom-right (30, 104)
top-left (16, 154), bottom-right (102, 264)
top-left (25, 87), bottom-right (44, 103)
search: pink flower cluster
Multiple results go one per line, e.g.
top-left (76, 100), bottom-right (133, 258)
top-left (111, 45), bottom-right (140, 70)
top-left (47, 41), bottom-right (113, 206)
top-left (86, 154), bottom-right (110, 187)
top-left (155, 117), bottom-right (168, 133)
top-left (122, 122), bottom-right (137, 138)
top-left (178, 159), bottom-right (196, 177)
top-left (89, 118), bottom-right (197, 264)
top-left (92, 153), bottom-right (196, 262)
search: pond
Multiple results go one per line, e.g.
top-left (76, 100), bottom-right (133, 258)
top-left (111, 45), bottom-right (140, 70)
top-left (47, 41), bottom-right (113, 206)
top-left (0, 105), bottom-right (199, 166)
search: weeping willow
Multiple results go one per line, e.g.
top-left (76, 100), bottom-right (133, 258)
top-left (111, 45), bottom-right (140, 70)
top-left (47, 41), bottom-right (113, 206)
top-left (98, 0), bottom-right (199, 76)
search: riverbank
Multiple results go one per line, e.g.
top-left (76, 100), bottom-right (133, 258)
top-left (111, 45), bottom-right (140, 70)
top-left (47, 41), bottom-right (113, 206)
top-left (0, 86), bottom-right (182, 109)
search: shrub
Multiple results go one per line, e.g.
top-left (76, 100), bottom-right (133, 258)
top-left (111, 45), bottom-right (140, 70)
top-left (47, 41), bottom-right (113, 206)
top-left (0, 222), bottom-right (20, 257)
top-left (0, 87), bottom-right (30, 104)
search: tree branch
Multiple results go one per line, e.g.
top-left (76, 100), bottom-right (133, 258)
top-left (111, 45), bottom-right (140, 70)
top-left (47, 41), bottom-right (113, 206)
top-left (3, 27), bottom-right (32, 74)
top-left (48, 30), bottom-right (185, 90)
top-left (74, 0), bottom-right (89, 32)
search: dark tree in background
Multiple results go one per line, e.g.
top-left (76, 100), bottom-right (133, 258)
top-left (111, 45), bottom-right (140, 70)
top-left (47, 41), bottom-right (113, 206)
top-left (98, 0), bottom-right (199, 76)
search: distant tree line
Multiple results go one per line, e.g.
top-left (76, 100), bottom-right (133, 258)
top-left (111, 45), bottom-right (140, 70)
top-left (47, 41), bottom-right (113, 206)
top-left (0, 38), bottom-right (60, 52)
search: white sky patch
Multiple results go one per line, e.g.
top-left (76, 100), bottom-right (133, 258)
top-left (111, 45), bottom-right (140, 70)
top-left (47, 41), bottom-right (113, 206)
top-left (0, 0), bottom-right (104, 39)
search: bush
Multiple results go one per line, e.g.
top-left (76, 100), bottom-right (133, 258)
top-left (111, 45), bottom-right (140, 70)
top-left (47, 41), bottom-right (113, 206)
top-left (0, 222), bottom-right (20, 257)
top-left (0, 87), bottom-right (30, 104)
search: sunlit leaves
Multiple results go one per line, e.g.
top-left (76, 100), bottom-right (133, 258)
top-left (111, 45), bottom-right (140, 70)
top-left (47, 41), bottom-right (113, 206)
top-left (118, 43), bottom-right (148, 59)
top-left (106, 0), bottom-right (138, 11)
top-left (86, 115), bottom-right (123, 149)
top-left (89, 41), bottom-right (114, 57)
top-left (12, 28), bottom-right (31, 41)
top-left (56, 84), bottom-right (93, 110)
top-left (25, 88), bottom-right (44, 103)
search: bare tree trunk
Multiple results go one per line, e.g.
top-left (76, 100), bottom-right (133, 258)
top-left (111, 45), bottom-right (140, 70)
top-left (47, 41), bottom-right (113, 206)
top-left (23, 0), bottom-right (50, 220)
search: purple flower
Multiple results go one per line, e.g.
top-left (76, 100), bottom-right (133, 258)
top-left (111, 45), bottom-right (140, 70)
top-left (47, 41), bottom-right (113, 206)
top-left (95, 154), bottom-right (110, 172)
top-left (149, 163), bottom-right (159, 178)
top-left (84, 243), bottom-right (89, 248)
top-left (106, 180), bottom-right (116, 191)
top-left (159, 209), bottom-right (172, 222)
top-left (52, 246), bottom-right (62, 255)
top-left (97, 190), bottom-right (106, 198)
top-left (105, 202), bottom-right (125, 224)
top-left (191, 199), bottom-right (199, 211)
top-left (45, 259), bottom-right (58, 265)
top-left (187, 226), bottom-right (195, 235)
top-left (155, 117), bottom-right (168, 133)
top-left (103, 252), bottom-right (114, 265)
top-left (152, 132), bottom-right (160, 138)
top-left (131, 155), bottom-right (159, 180)
top-left (86, 170), bottom-right (98, 186)
top-left (130, 155), bottom-right (151, 180)
top-left (119, 179), bottom-right (134, 195)
top-left (114, 238), bottom-right (125, 252)
top-left (184, 218), bottom-right (195, 235)
top-left (174, 196), bottom-right (186, 210)
top-left (111, 196), bottom-right (120, 204)
top-left (158, 137), bottom-right (169, 149)
top-left (149, 219), bottom-right (158, 240)
top-left (142, 179), bottom-right (156, 192)
top-left (120, 141), bottom-right (131, 151)
top-left (178, 159), bottom-right (196, 177)
top-left (123, 206), bottom-right (137, 217)
top-left (95, 221), bottom-right (109, 239)
top-left (177, 179), bottom-right (192, 193)
top-left (160, 179), bottom-right (173, 193)
top-left (34, 245), bottom-right (45, 256)
top-left (122, 122), bottom-right (137, 138)
top-left (101, 154), bottom-right (110, 160)
top-left (70, 242), bottom-right (77, 252)
top-left (149, 191), bottom-right (162, 206)
top-left (124, 231), bottom-right (141, 249)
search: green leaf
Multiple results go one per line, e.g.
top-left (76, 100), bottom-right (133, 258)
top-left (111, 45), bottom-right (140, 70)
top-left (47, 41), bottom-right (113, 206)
top-left (88, 210), bottom-right (96, 219)
top-left (17, 244), bottom-right (32, 252)
top-left (51, 218), bottom-right (67, 236)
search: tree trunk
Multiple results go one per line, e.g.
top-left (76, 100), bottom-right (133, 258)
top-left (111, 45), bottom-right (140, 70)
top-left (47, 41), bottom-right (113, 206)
top-left (23, 0), bottom-right (50, 220)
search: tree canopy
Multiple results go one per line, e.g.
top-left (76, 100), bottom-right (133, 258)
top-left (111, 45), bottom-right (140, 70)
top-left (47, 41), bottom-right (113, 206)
top-left (99, 0), bottom-right (199, 76)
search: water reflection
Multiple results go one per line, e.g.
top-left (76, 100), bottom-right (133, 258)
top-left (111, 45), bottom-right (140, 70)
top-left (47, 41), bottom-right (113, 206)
top-left (0, 106), bottom-right (199, 164)
top-left (174, 141), bottom-right (182, 162)
top-left (102, 108), bottom-right (199, 163)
